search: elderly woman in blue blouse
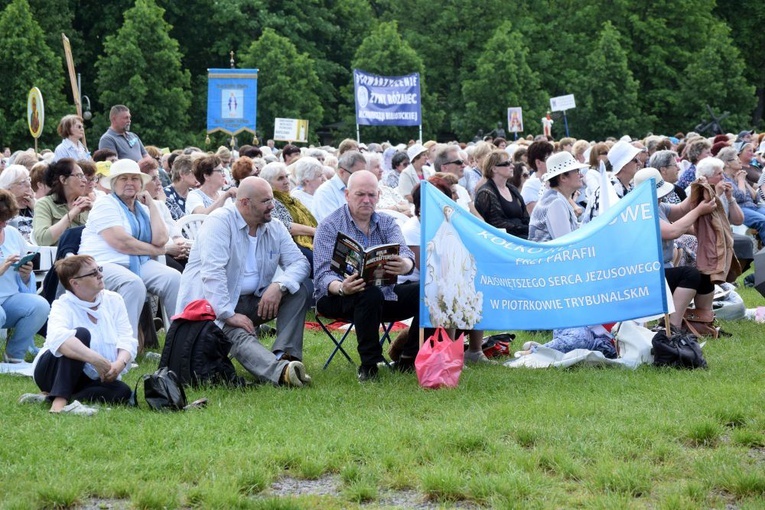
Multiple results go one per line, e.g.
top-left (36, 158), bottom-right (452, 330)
top-left (79, 159), bottom-right (180, 338)
top-left (0, 189), bottom-right (50, 363)
top-left (30, 255), bottom-right (136, 415)
top-left (53, 115), bottom-right (90, 162)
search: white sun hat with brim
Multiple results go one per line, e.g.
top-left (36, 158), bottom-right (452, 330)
top-left (608, 140), bottom-right (642, 175)
top-left (406, 144), bottom-right (428, 162)
top-left (633, 167), bottom-right (674, 199)
top-left (106, 159), bottom-right (152, 190)
top-left (542, 151), bottom-right (590, 182)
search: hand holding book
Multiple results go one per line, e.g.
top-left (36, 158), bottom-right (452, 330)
top-left (331, 232), bottom-right (404, 286)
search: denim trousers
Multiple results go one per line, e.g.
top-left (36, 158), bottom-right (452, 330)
top-left (1, 292), bottom-right (50, 359)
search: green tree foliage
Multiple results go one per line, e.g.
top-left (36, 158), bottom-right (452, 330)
top-left (0, 0), bottom-right (79, 61)
top-left (3, 0), bottom-right (762, 148)
top-left (0, 0), bottom-right (67, 149)
top-left (69, 0), bottom-right (133, 120)
top-left (347, 20), bottom-right (437, 143)
top-left (239, 28), bottom-right (323, 143)
top-left (382, 0), bottom-right (513, 139)
top-left (616, 0), bottom-right (717, 132)
top-left (677, 23), bottom-right (756, 131)
top-left (460, 21), bottom-right (546, 141)
top-left (714, 0), bottom-right (765, 128)
top-left (94, 0), bottom-right (191, 148)
top-left (573, 22), bottom-right (644, 140)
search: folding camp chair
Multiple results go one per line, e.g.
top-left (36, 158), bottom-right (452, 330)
top-left (316, 313), bottom-right (396, 369)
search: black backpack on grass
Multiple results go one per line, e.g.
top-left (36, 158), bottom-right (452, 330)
top-left (160, 319), bottom-right (242, 387)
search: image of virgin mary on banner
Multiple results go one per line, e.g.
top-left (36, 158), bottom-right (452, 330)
top-left (207, 68), bottom-right (258, 136)
top-left (419, 181), bottom-right (668, 331)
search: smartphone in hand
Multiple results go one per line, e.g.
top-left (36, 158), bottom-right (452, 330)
top-left (12, 251), bottom-right (38, 270)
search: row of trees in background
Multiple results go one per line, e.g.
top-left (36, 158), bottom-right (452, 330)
top-left (1, 0), bottom-right (763, 150)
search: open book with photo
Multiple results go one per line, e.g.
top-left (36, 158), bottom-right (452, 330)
top-left (330, 232), bottom-right (400, 286)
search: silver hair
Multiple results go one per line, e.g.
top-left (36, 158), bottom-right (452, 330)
top-left (717, 147), bottom-right (738, 165)
top-left (260, 161), bottom-right (287, 184)
top-left (337, 150), bottom-right (365, 172)
top-left (364, 152), bottom-right (383, 169)
top-left (647, 150), bottom-right (677, 170)
top-left (696, 157), bottom-right (724, 179)
top-left (294, 157), bottom-right (323, 185)
top-left (305, 148), bottom-right (327, 160)
top-left (0, 164), bottom-right (30, 190)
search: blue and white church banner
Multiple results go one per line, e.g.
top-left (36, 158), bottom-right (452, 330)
top-left (207, 68), bottom-right (258, 136)
top-left (419, 181), bottom-right (667, 330)
top-left (354, 69), bottom-right (421, 127)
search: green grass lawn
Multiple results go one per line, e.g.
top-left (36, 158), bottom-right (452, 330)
top-left (2, 282), bottom-right (765, 509)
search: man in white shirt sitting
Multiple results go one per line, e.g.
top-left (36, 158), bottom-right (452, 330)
top-left (177, 177), bottom-right (312, 387)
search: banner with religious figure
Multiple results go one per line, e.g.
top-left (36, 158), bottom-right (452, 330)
top-left (207, 68), bottom-right (258, 136)
top-left (420, 180), bottom-right (667, 330)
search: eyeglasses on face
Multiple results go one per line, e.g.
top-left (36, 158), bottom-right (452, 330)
top-left (69, 172), bottom-right (87, 180)
top-left (73, 266), bottom-right (103, 279)
top-left (495, 161), bottom-right (512, 167)
top-left (445, 159), bottom-right (464, 166)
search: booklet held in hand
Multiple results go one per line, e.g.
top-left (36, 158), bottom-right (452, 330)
top-left (331, 232), bottom-right (400, 286)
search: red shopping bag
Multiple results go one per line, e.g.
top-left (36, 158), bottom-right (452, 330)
top-left (415, 328), bottom-right (464, 389)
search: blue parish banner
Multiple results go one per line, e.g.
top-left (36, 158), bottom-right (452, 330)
top-left (354, 69), bottom-right (421, 127)
top-left (207, 68), bottom-right (258, 135)
top-left (419, 181), bottom-right (667, 330)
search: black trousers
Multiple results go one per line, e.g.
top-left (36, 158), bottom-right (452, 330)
top-left (317, 282), bottom-right (419, 368)
top-left (33, 327), bottom-right (132, 404)
top-left (665, 266), bottom-right (714, 295)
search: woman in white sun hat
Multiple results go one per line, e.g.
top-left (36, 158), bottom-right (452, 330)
top-left (528, 151), bottom-right (589, 242)
top-left (79, 159), bottom-right (180, 339)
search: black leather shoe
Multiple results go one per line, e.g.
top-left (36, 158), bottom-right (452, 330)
top-left (357, 365), bottom-right (379, 382)
top-left (395, 357), bottom-right (415, 373)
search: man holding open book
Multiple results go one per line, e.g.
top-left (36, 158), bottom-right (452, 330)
top-left (314, 170), bottom-right (419, 382)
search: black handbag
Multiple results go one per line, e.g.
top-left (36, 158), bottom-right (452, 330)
top-left (130, 367), bottom-right (188, 411)
top-left (651, 330), bottom-right (708, 369)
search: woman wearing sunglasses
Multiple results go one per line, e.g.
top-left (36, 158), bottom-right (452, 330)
top-left (475, 149), bottom-right (530, 238)
top-left (29, 255), bottom-right (137, 415)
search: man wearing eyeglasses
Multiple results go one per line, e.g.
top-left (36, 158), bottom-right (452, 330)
top-left (98, 105), bottom-right (147, 162)
top-left (311, 150), bottom-right (366, 222)
top-left (432, 144), bottom-right (479, 216)
top-left (177, 176), bottom-right (312, 387)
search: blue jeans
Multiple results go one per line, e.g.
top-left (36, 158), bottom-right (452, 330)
top-left (742, 205), bottom-right (765, 243)
top-left (1, 293), bottom-right (50, 359)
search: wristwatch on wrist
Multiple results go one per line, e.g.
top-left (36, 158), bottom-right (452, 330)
top-left (337, 282), bottom-right (345, 297)
top-left (278, 283), bottom-right (288, 294)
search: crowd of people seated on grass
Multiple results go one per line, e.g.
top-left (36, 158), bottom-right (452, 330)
top-left (3, 105), bottom-right (765, 412)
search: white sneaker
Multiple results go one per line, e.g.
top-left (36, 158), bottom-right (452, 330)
top-left (464, 350), bottom-right (498, 364)
top-left (53, 400), bottom-right (98, 416)
top-left (522, 341), bottom-right (541, 351)
top-left (18, 393), bottom-right (47, 404)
